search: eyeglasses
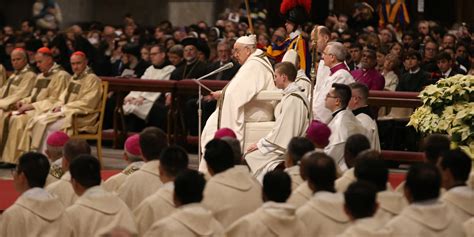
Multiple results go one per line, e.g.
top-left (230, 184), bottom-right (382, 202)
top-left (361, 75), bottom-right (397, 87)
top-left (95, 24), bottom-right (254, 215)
top-left (232, 47), bottom-right (242, 55)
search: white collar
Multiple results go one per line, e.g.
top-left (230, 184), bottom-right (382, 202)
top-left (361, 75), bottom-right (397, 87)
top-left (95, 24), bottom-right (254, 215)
top-left (443, 68), bottom-right (452, 77)
top-left (289, 29), bottom-right (302, 40)
top-left (409, 67), bottom-right (420, 74)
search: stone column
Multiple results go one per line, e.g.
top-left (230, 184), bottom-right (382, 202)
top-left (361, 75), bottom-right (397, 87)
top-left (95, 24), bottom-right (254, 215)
top-left (168, 0), bottom-right (216, 26)
top-left (56, 0), bottom-right (93, 28)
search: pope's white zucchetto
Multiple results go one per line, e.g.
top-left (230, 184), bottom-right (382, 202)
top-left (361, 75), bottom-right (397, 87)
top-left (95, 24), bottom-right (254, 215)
top-left (236, 34), bottom-right (257, 45)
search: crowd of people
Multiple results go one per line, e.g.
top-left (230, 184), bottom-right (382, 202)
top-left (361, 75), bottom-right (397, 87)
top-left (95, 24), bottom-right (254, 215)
top-left (0, 0), bottom-right (473, 236)
top-left (1, 126), bottom-right (473, 236)
top-left (0, 1), bottom-right (472, 137)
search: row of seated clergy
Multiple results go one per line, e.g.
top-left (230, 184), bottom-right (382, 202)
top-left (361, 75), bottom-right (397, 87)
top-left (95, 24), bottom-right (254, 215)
top-left (0, 48), bottom-right (70, 165)
top-left (40, 130), bottom-right (473, 236)
top-left (0, 48), bottom-right (37, 166)
top-left (0, 153), bottom-right (137, 236)
top-left (290, 151), bottom-right (470, 236)
top-left (2, 148), bottom-right (471, 236)
top-left (115, 136), bottom-right (261, 234)
top-left (18, 52), bottom-right (103, 156)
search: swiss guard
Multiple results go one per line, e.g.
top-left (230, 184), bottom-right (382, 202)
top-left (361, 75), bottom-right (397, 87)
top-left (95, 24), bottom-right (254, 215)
top-left (267, 0), bottom-right (312, 77)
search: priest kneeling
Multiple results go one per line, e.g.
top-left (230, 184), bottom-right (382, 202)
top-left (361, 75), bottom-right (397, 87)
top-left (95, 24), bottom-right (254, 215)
top-left (245, 62), bottom-right (310, 183)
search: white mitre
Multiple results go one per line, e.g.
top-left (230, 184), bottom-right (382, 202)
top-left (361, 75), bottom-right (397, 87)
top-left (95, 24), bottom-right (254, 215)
top-left (282, 49), bottom-right (298, 66)
top-left (236, 34), bottom-right (257, 45)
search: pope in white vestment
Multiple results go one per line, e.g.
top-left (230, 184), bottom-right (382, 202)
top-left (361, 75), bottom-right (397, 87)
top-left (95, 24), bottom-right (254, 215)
top-left (200, 35), bottom-right (277, 172)
top-left (0, 187), bottom-right (70, 236)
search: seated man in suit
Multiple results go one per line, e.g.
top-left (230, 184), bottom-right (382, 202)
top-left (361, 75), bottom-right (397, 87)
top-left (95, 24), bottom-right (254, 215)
top-left (436, 51), bottom-right (466, 80)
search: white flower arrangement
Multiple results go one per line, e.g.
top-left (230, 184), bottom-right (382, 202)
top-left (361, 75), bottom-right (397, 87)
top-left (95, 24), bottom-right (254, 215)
top-left (408, 75), bottom-right (474, 159)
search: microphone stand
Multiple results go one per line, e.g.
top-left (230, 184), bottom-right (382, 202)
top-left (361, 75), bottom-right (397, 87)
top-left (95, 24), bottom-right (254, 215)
top-left (192, 62), bottom-right (233, 162)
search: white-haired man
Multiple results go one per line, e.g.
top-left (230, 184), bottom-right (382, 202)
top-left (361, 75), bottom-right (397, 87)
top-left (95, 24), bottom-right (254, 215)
top-left (200, 35), bottom-right (277, 172)
top-left (312, 42), bottom-right (354, 124)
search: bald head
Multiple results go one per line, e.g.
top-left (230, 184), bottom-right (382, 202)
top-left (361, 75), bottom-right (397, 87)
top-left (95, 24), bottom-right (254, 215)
top-left (311, 26), bottom-right (331, 52)
top-left (70, 53), bottom-right (88, 75)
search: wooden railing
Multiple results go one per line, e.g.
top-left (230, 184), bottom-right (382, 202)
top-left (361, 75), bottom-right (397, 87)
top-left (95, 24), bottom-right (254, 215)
top-left (101, 77), bottom-right (425, 165)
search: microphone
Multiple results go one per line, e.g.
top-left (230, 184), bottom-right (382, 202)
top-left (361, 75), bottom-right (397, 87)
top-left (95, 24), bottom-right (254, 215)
top-left (196, 62), bottom-right (234, 81)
